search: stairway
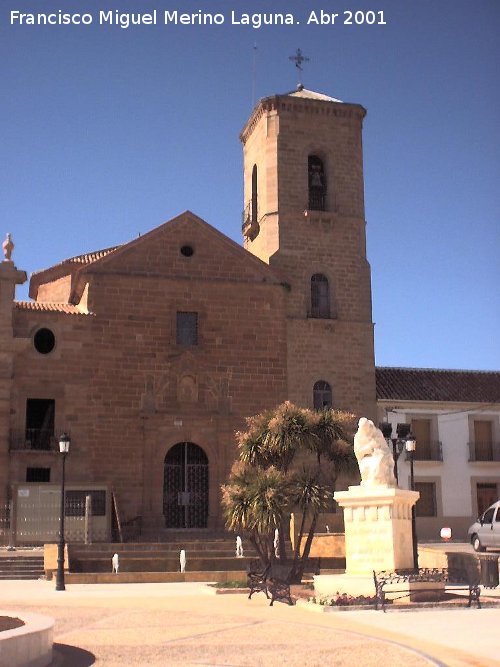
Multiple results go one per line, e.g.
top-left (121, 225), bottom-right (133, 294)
top-left (68, 538), bottom-right (258, 574)
top-left (0, 553), bottom-right (45, 580)
top-left (63, 537), bottom-right (344, 584)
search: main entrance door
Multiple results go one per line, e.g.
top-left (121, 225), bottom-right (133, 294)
top-left (163, 442), bottom-right (208, 528)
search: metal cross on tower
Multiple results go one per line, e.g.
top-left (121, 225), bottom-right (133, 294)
top-left (289, 48), bottom-right (310, 87)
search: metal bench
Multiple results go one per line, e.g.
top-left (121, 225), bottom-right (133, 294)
top-left (247, 559), bottom-right (270, 600)
top-left (268, 563), bottom-right (294, 606)
top-left (373, 567), bottom-right (481, 612)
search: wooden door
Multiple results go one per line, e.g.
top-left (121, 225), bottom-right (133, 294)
top-left (474, 421), bottom-right (493, 461)
top-left (477, 483), bottom-right (498, 516)
top-left (411, 419), bottom-right (431, 460)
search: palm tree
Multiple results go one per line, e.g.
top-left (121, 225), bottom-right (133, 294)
top-left (221, 402), bottom-right (357, 582)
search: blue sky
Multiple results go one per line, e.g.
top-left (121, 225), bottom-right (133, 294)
top-left (2, 0), bottom-right (499, 370)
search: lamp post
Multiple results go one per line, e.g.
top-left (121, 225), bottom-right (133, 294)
top-left (379, 422), bottom-right (411, 485)
top-left (56, 433), bottom-right (70, 591)
top-left (405, 432), bottom-right (419, 571)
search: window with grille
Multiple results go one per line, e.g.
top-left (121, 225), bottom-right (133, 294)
top-left (313, 381), bottom-right (332, 410)
top-left (65, 490), bottom-right (106, 517)
top-left (176, 312), bottom-right (198, 346)
top-left (310, 274), bottom-right (330, 318)
top-left (25, 398), bottom-right (55, 450)
top-left (414, 482), bottom-right (437, 517)
top-left (26, 467), bottom-right (51, 482)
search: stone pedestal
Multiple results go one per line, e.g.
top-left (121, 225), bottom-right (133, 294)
top-left (314, 485), bottom-right (419, 598)
top-left (335, 485), bottom-right (419, 574)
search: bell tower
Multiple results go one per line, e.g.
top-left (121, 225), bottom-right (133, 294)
top-left (240, 86), bottom-right (376, 418)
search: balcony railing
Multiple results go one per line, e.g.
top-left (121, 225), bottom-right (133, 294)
top-left (9, 429), bottom-right (57, 452)
top-left (241, 201), bottom-right (260, 240)
top-left (406, 441), bottom-right (443, 462)
top-left (468, 441), bottom-right (500, 462)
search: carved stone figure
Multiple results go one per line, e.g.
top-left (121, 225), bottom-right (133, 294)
top-left (354, 417), bottom-right (396, 488)
top-left (273, 528), bottom-right (280, 558)
top-left (235, 535), bottom-right (244, 558)
top-left (2, 233), bottom-right (14, 261)
top-left (111, 553), bottom-right (119, 573)
top-left (179, 549), bottom-right (186, 573)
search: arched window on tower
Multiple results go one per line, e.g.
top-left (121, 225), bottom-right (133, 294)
top-left (251, 164), bottom-right (258, 223)
top-left (308, 155), bottom-right (326, 211)
top-left (313, 381), bottom-right (332, 410)
top-left (310, 273), bottom-right (330, 318)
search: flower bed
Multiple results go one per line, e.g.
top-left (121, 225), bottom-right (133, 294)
top-left (309, 592), bottom-right (381, 607)
top-left (0, 616), bottom-right (24, 632)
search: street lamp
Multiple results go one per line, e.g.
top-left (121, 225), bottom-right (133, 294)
top-left (56, 433), bottom-right (70, 591)
top-left (379, 422), bottom-right (411, 485)
top-left (405, 432), bottom-right (419, 571)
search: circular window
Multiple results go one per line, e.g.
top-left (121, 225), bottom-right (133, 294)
top-left (180, 245), bottom-right (194, 257)
top-left (33, 328), bottom-right (56, 354)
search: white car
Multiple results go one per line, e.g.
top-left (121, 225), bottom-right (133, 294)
top-left (468, 500), bottom-right (500, 552)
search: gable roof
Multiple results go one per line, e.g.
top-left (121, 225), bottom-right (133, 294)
top-left (76, 211), bottom-right (281, 280)
top-left (376, 367), bottom-right (500, 404)
top-left (66, 211), bottom-right (284, 302)
top-left (29, 212), bottom-right (284, 303)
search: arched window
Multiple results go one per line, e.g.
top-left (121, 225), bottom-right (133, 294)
top-left (310, 273), bottom-right (330, 318)
top-left (308, 155), bottom-right (326, 211)
top-left (313, 381), bottom-right (332, 410)
top-left (251, 164), bottom-right (258, 223)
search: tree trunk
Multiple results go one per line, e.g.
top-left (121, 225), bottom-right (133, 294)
top-left (290, 512), bottom-right (318, 583)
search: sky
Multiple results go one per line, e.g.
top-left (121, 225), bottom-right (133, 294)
top-left (1, 0), bottom-right (499, 371)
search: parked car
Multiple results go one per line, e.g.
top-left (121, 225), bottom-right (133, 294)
top-left (468, 500), bottom-right (500, 552)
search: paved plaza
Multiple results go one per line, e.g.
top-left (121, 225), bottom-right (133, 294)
top-left (1, 579), bottom-right (500, 667)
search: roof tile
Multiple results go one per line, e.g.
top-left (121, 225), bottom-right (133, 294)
top-left (14, 302), bottom-right (89, 315)
top-left (376, 367), bottom-right (500, 404)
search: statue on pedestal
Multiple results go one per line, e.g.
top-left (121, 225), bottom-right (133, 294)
top-left (2, 233), bottom-right (14, 261)
top-left (354, 417), bottom-right (396, 488)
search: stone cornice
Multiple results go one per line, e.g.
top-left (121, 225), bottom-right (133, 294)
top-left (240, 94), bottom-right (366, 145)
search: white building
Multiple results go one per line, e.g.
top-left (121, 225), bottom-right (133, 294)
top-left (376, 367), bottom-right (500, 541)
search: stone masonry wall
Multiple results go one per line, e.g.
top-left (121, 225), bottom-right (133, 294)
top-left (9, 217), bottom-right (288, 527)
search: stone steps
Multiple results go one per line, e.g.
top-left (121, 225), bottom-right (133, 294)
top-left (64, 570), bottom-right (249, 584)
top-left (65, 538), bottom-right (344, 578)
top-left (71, 540), bottom-right (250, 553)
top-left (70, 555), bottom-right (254, 573)
top-left (0, 555), bottom-right (45, 580)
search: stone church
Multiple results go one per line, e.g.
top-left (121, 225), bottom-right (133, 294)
top-left (0, 85), bottom-right (376, 539)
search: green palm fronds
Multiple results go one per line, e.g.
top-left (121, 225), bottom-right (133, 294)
top-left (221, 401), bottom-right (357, 573)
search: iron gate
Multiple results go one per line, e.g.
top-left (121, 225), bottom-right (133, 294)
top-left (163, 442), bottom-right (208, 528)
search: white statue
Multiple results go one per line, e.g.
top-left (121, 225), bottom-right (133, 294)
top-left (179, 549), bottom-right (186, 573)
top-left (354, 417), bottom-right (396, 488)
top-left (111, 553), bottom-right (119, 574)
top-left (235, 535), bottom-right (244, 558)
top-left (273, 528), bottom-right (279, 558)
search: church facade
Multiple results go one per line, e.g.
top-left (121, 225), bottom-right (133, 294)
top-left (0, 86), bottom-right (376, 539)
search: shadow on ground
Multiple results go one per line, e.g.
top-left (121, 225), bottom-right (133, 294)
top-left (52, 643), bottom-right (96, 666)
